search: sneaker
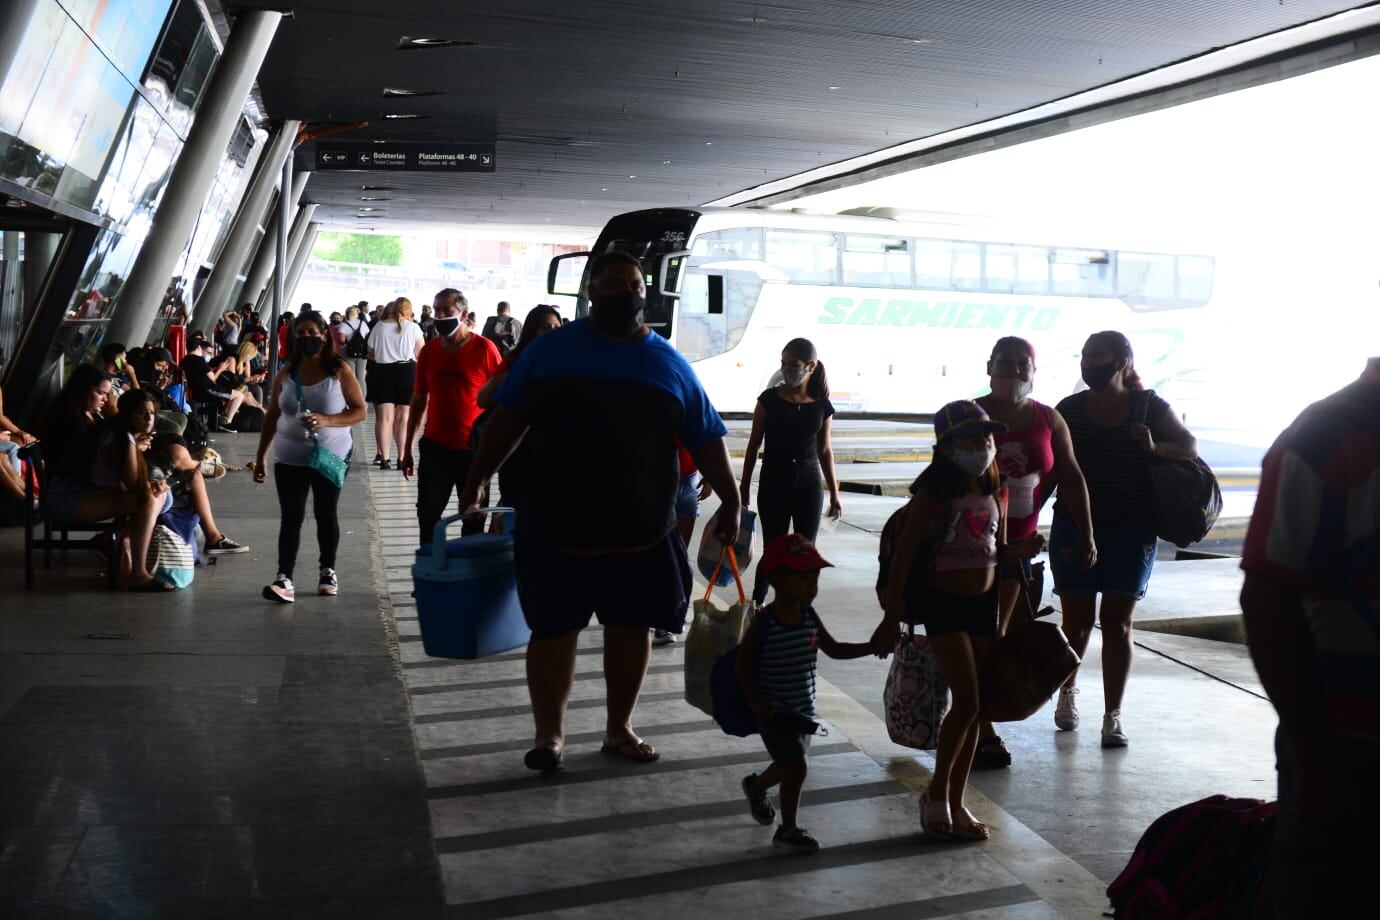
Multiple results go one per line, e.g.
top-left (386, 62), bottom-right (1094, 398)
top-left (1102, 710), bottom-right (1129, 748)
top-left (206, 536), bottom-right (248, 555)
top-left (1054, 686), bottom-right (1080, 731)
top-left (772, 825), bottom-right (820, 854)
top-left (318, 567), bottom-right (338, 596)
top-left (741, 774), bottom-right (776, 826)
top-left (652, 629), bottom-right (675, 647)
top-left (379, 459), bottom-right (392, 471)
top-left (263, 574), bottom-right (295, 604)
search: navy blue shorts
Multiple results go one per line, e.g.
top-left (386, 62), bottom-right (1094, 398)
top-left (675, 472), bottom-right (702, 519)
top-left (759, 716), bottom-right (813, 763)
top-left (1048, 515), bottom-right (1156, 600)
top-left (515, 529), bottom-right (693, 639)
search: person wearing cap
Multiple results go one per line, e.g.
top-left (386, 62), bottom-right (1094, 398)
top-left (1050, 331), bottom-right (1197, 748)
top-left (872, 400), bottom-right (1045, 842)
top-left (737, 534), bottom-right (871, 854)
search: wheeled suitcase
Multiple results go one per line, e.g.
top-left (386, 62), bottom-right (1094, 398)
top-left (412, 508), bottom-right (529, 659)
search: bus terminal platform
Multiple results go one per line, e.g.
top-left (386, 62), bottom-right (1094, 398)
top-left (0, 421), bottom-right (1279, 919)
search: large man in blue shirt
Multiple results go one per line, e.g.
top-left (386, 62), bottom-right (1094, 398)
top-left (461, 251), bottom-right (740, 771)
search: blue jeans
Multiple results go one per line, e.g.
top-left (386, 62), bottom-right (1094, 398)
top-left (0, 439), bottom-right (19, 475)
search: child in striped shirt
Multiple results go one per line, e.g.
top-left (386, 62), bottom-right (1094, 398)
top-left (736, 534), bottom-right (871, 853)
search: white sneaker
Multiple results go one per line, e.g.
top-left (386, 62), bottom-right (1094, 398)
top-left (652, 629), bottom-right (675, 647)
top-left (1054, 687), bottom-right (1080, 731)
top-left (318, 568), bottom-right (338, 596)
top-left (263, 574), bottom-right (295, 604)
top-left (1102, 711), bottom-right (1129, 748)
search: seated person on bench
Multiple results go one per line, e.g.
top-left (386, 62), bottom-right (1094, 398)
top-left (181, 336), bottom-right (245, 428)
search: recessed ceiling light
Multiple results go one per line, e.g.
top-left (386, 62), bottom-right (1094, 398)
top-left (358, 207), bottom-right (377, 212)
top-left (360, 185), bottom-right (396, 191)
top-left (382, 87), bottom-right (441, 97)
top-left (601, 188), bottom-right (608, 191)
top-left (628, 175), bottom-right (636, 179)
top-left (360, 196), bottom-right (391, 201)
top-left (705, 142), bottom-right (713, 146)
top-left (382, 113), bottom-right (428, 120)
top-left (909, 37), bottom-right (936, 44)
top-left (662, 160), bottom-right (672, 164)
top-left (396, 36), bottom-right (478, 50)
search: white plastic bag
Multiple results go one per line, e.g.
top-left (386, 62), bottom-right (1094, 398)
top-left (684, 548), bottom-right (754, 715)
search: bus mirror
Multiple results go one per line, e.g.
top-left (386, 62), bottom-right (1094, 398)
top-left (548, 252), bottom-right (589, 297)
top-left (657, 251), bottom-right (691, 297)
top-left (708, 275), bottom-right (724, 314)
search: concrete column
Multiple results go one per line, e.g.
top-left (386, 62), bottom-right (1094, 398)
top-left (20, 232), bottom-right (59, 315)
top-left (255, 202), bottom-right (317, 312)
top-left (239, 169), bottom-right (310, 310)
top-left (104, 10), bottom-right (282, 347)
top-left (284, 223), bottom-right (321, 304)
top-left (189, 118), bottom-right (301, 334)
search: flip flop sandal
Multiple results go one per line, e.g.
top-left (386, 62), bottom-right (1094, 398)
top-left (974, 736), bottom-right (1013, 770)
top-left (523, 745), bottom-right (563, 773)
top-left (128, 579), bottom-right (175, 592)
top-left (919, 791), bottom-right (955, 839)
top-left (600, 737), bottom-right (660, 763)
top-left (950, 805), bottom-right (991, 841)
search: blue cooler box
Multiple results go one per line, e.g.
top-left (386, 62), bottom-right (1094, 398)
top-left (412, 509), bottom-right (530, 659)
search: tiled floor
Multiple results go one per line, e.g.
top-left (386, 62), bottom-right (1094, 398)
top-left (0, 416), bottom-right (1278, 918)
top-left (364, 423), bottom-right (1107, 919)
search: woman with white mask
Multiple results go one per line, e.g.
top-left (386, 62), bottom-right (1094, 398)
top-left (740, 338), bottom-right (843, 604)
top-left (971, 336), bottom-right (1096, 769)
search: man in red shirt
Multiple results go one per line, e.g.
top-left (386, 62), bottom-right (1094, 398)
top-left (401, 288), bottom-right (501, 544)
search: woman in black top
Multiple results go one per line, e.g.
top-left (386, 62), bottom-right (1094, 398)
top-left (1049, 331), bottom-right (1198, 749)
top-left (740, 339), bottom-right (843, 603)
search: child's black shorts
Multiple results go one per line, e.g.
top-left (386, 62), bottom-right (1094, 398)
top-left (760, 719), bottom-right (812, 763)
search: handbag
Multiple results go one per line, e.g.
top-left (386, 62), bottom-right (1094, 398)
top-left (883, 625), bottom-right (949, 750)
top-left (982, 565), bottom-right (1081, 722)
top-left (684, 547), bottom-right (755, 715)
top-left (293, 373), bottom-right (350, 488)
top-left (149, 523), bottom-right (195, 589)
top-left (696, 506), bottom-right (757, 586)
top-left (1135, 391), bottom-right (1223, 548)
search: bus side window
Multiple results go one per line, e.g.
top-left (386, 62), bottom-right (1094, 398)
top-left (842, 236), bottom-right (911, 287)
top-left (1117, 252), bottom-right (1177, 305)
top-left (764, 229), bottom-right (839, 284)
top-left (916, 239), bottom-right (983, 292)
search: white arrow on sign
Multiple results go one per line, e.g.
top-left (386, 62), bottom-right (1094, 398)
top-left (359, 152), bottom-right (372, 164)
top-left (481, 155), bottom-right (492, 165)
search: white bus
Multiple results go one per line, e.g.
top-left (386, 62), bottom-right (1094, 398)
top-left (549, 207), bottom-right (1214, 416)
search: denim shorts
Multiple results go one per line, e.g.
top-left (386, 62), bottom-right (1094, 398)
top-left (675, 471), bottom-right (702, 519)
top-left (1048, 515), bottom-right (1156, 600)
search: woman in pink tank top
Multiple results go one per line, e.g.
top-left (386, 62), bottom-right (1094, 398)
top-left (973, 336), bottom-right (1096, 769)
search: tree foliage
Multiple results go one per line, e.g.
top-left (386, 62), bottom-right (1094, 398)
top-left (314, 232), bottom-right (404, 266)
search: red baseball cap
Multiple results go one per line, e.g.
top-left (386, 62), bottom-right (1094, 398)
top-left (762, 534), bottom-right (833, 576)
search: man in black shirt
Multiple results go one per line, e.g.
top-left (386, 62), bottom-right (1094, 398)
top-left (481, 302), bottom-right (521, 356)
top-left (181, 338), bottom-right (245, 428)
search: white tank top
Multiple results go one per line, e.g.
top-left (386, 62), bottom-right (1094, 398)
top-left (273, 373), bottom-right (353, 465)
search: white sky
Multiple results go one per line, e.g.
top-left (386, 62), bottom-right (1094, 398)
top-left (783, 53), bottom-right (1380, 437)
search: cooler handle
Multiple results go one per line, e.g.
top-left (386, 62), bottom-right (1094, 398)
top-left (429, 507), bottom-right (517, 572)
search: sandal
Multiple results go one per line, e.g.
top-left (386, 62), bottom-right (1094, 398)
top-left (919, 790), bottom-right (954, 839)
top-left (523, 744), bottom-right (563, 773)
top-left (600, 735), bottom-right (660, 763)
top-left (973, 735), bottom-right (1013, 770)
top-left (950, 804), bottom-right (991, 841)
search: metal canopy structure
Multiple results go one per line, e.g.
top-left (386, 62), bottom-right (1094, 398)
top-left (239, 0), bottom-right (1373, 230)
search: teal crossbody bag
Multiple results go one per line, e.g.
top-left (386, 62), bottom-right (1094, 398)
top-left (293, 373), bottom-right (351, 487)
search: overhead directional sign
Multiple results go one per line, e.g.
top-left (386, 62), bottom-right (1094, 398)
top-left (315, 141), bottom-right (496, 172)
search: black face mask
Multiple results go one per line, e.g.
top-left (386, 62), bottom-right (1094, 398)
top-left (591, 290), bottom-right (646, 328)
top-left (296, 336), bottom-right (324, 357)
top-left (433, 315), bottom-right (462, 337)
top-left (1081, 361), bottom-right (1118, 391)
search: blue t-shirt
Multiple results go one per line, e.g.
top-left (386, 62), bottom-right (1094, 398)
top-left (497, 319), bottom-right (727, 547)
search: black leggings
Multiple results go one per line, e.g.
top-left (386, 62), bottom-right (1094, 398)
top-left (752, 462), bottom-right (823, 603)
top-left (275, 462), bottom-right (342, 578)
